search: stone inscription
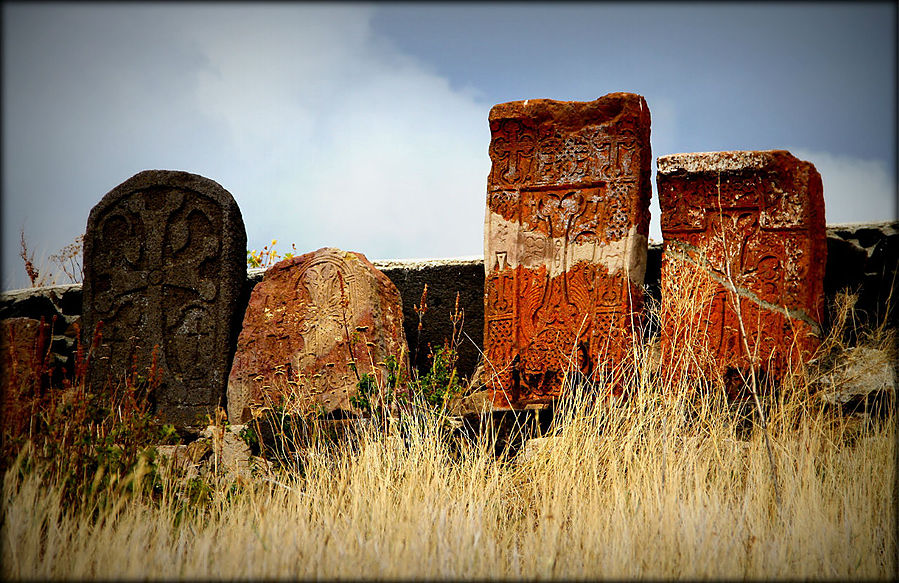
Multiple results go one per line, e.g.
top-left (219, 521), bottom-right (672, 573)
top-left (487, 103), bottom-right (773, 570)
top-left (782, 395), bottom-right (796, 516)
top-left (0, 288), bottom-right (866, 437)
top-left (82, 171), bottom-right (246, 427)
top-left (657, 150), bottom-right (826, 385)
top-left (227, 248), bottom-right (408, 422)
top-left (484, 94), bottom-right (652, 407)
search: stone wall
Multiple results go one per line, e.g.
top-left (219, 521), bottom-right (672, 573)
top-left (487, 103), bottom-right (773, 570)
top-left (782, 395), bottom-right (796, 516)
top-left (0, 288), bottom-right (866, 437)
top-left (0, 282), bottom-right (82, 380)
top-left (823, 222), bottom-right (898, 332)
top-left (1, 221), bottom-right (896, 381)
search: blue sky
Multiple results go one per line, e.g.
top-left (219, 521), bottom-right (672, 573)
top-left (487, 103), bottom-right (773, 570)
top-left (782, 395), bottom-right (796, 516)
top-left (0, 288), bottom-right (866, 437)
top-left (3, 2), bottom-right (896, 290)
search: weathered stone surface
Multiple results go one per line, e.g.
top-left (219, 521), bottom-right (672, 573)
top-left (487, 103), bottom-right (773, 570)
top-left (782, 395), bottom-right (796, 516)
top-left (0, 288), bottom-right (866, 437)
top-left (447, 383), bottom-right (492, 416)
top-left (82, 170), bottom-right (246, 428)
top-left (201, 424), bottom-right (257, 479)
top-left (657, 150), bottom-right (826, 384)
top-left (0, 284), bottom-right (81, 382)
top-left (1, 316), bottom-right (49, 379)
top-left (817, 347), bottom-right (897, 411)
top-left (1, 317), bottom-right (51, 435)
top-left (824, 221), bottom-right (899, 334)
top-left (5, 221), bottom-right (892, 395)
top-left (156, 425), bottom-right (270, 483)
top-left (484, 93), bottom-right (652, 407)
top-left (227, 248), bottom-right (408, 422)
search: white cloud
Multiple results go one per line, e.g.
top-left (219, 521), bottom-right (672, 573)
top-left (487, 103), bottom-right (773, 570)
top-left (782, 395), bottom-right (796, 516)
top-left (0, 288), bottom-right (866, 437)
top-left (2, 5), bottom-right (490, 289)
top-left (178, 5), bottom-right (490, 262)
top-left (791, 149), bottom-right (896, 224)
top-left (4, 5), bottom-right (891, 290)
top-left (645, 96), bottom-right (679, 243)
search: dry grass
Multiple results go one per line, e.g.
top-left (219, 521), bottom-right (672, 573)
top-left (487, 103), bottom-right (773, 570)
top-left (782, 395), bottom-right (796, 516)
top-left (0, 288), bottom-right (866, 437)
top-left (2, 259), bottom-right (896, 579)
top-left (2, 383), bottom-right (893, 580)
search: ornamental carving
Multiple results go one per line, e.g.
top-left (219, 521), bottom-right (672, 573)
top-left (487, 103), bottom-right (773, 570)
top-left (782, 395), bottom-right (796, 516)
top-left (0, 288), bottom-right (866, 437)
top-left (484, 94), bottom-right (652, 407)
top-left (227, 248), bottom-right (408, 422)
top-left (82, 171), bottom-right (246, 427)
top-left (656, 150), bottom-right (826, 389)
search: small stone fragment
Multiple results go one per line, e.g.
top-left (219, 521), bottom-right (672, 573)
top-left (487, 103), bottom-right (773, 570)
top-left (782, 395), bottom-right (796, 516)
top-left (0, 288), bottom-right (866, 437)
top-left (1, 317), bottom-right (51, 434)
top-left (817, 347), bottom-right (897, 409)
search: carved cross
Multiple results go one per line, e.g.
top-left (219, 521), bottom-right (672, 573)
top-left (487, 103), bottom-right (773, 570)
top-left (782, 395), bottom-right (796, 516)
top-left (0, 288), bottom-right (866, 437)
top-left (298, 262), bottom-right (350, 357)
top-left (491, 120), bottom-right (536, 184)
top-left (93, 189), bottom-right (220, 375)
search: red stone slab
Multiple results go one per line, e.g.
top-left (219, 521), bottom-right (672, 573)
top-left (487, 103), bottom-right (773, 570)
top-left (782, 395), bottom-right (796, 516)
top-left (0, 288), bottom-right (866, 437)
top-left (1, 317), bottom-right (51, 437)
top-left (484, 94), bottom-right (652, 407)
top-left (227, 248), bottom-right (408, 422)
top-left (656, 150), bottom-right (826, 387)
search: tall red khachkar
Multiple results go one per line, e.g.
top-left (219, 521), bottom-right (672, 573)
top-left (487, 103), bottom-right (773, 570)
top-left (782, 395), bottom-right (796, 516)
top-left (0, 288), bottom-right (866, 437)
top-left (484, 94), bottom-right (652, 408)
top-left (656, 150), bottom-right (826, 386)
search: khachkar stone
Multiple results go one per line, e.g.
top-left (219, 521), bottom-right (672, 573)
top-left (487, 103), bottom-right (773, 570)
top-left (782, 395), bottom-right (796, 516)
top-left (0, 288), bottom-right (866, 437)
top-left (656, 150), bottom-right (826, 385)
top-left (484, 93), bottom-right (652, 408)
top-left (2, 318), bottom-right (51, 435)
top-left (82, 170), bottom-right (246, 428)
top-left (227, 248), bottom-right (408, 423)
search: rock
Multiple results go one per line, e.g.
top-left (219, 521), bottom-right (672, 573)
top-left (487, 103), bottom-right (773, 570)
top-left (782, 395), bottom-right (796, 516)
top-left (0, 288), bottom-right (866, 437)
top-left (1, 317), bottom-right (51, 435)
top-left (484, 93), bottom-right (652, 407)
top-left (185, 439), bottom-right (213, 464)
top-left (1, 317), bottom-right (50, 385)
top-left (824, 221), bottom-right (899, 333)
top-left (81, 170), bottom-right (247, 429)
top-left (517, 436), bottom-right (560, 464)
top-left (155, 443), bottom-right (206, 469)
top-left (0, 285), bottom-right (82, 381)
top-left (818, 347), bottom-right (897, 411)
top-left (227, 247), bottom-right (408, 422)
top-left (447, 387), bottom-right (492, 417)
top-left (202, 424), bottom-right (254, 478)
top-left (156, 426), bottom-right (269, 482)
top-left (656, 150), bottom-right (826, 387)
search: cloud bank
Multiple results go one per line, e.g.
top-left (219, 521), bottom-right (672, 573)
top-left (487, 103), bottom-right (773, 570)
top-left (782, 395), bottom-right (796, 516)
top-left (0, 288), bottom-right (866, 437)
top-left (2, 5), bottom-right (893, 290)
top-left (791, 149), bottom-right (896, 225)
top-left (2, 4), bottom-right (489, 289)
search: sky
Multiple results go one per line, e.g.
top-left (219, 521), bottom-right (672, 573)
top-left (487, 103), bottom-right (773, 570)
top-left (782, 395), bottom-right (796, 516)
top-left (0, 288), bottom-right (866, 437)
top-left (2, 2), bottom-right (896, 291)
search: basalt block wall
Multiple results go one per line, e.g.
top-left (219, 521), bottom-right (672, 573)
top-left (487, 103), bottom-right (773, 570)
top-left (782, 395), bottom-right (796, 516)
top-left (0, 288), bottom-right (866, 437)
top-left (2, 221), bottom-right (896, 384)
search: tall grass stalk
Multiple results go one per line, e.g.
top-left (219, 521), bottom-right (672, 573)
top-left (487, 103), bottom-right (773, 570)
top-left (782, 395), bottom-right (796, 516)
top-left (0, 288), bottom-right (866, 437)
top-left (3, 361), bottom-right (894, 579)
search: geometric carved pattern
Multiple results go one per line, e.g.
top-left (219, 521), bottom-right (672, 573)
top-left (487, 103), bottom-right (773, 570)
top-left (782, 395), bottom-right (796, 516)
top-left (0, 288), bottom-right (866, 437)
top-left (484, 94), bottom-right (652, 408)
top-left (656, 150), bottom-right (826, 386)
top-left (82, 170), bottom-right (246, 428)
top-left (226, 248), bottom-right (408, 423)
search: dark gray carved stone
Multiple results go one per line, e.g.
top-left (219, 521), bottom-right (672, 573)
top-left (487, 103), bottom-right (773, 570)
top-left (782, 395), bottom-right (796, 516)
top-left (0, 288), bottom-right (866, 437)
top-left (82, 170), bottom-right (246, 428)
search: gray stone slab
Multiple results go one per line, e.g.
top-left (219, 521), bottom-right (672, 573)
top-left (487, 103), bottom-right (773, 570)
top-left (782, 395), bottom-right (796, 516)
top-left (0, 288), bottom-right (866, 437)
top-left (82, 170), bottom-right (246, 428)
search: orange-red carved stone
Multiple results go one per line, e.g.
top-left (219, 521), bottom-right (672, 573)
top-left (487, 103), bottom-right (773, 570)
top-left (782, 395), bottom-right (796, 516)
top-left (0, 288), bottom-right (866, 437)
top-left (227, 248), bottom-right (408, 422)
top-left (484, 94), bottom-right (652, 408)
top-left (1, 317), bottom-right (51, 437)
top-left (656, 150), bottom-right (826, 388)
